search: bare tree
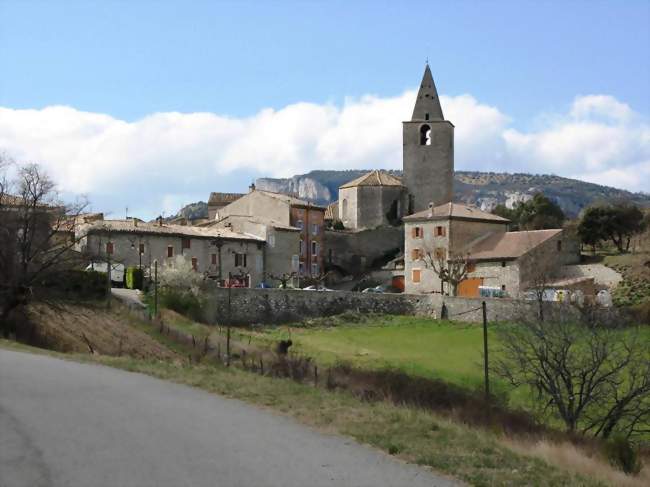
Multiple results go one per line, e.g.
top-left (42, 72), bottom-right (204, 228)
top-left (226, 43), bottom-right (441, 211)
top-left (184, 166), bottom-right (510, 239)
top-left (494, 316), bottom-right (650, 439)
top-left (419, 250), bottom-right (469, 296)
top-left (0, 161), bottom-right (88, 326)
top-left (268, 272), bottom-right (296, 288)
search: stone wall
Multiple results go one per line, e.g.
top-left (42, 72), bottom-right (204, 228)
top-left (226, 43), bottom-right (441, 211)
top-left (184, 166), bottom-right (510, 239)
top-left (202, 287), bottom-right (434, 324)
top-left (201, 287), bottom-right (583, 325)
top-left (325, 226), bottom-right (403, 276)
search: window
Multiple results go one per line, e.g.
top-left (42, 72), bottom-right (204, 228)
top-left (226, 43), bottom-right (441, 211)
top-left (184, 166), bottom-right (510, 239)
top-left (299, 262), bottom-right (304, 274)
top-left (211, 253), bottom-right (217, 265)
top-left (420, 124), bottom-right (431, 145)
top-left (425, 113), bottom-right (430, 121)
top-left (557, 240), bottom-right (562, 252)
top-left (191, 257), bottom-right (198, 271)
top-left (106, 242), bottom-right (114, 255)
top-left (434, 247), bottom-right (446, 260)
top-left (182, 238), bottom-right (191, 250)
top-left (412, 226), bottom-right (423, 239)
top-left (412, 269), bottom-right (421, 283)
top-left (296, 220), bottom-right (304, 230)
top-left (501, 261), bottom-right (506, 268)
top-left (501, 285), bottom-right (506, 291)
top-left (435, 226), bottom-right (446, 237)
top-left (411, 248), bottom-right (421, 261)
top-left (268, 234), bottom-right (275, 248)
top-left (312, 223), bottom-right (319, 235)
top-left (311, 241), bottom-right (318, 256)
top-left (235, 253), bottom-right (247, 267)
top-left (138, 243), bottom-right (145, 254)
top-left (311, 263), bottom-right (319, 275)
top-left (167, 246), bottom-right (174, 258)
top-left (291, 255), bottom-right (299, 272)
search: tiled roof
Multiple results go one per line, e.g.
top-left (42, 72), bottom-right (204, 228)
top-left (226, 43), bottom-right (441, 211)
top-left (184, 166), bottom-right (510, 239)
top-left (324, 201), bottom-right (339, 220)
top-left (204, 214), bottom-right (300, 232)
top-left (467, 229), bottom-right (562, 261)
top-left (256, 190), bottom-right (326, 210)
top-left (208, 192), bottom-right (244, 205)
top-left (84, 219), bottom-right (263, 241)
top-left (403, 202), bottom-right (510, 223)
top-left (340, 170), bottom-right (404, 189)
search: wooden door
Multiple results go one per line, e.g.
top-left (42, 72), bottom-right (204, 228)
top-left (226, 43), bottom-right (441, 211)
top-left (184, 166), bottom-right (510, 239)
top-left (457, 278), bottom-right (483, 297)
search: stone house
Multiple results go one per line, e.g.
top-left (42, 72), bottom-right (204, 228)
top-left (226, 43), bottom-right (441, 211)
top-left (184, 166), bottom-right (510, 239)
top-left (338, 170), bottom-right (405, 230)
top-left (205, 214), bottom-right (300, 285)
top-left (213, 188), bottom-right (326, 278)
top-left (76, 218), bottom-right (266, 287)
top-left (403, 202), bottom-right (580, 297)
top-left (207, 192), bottom-right (244, 220)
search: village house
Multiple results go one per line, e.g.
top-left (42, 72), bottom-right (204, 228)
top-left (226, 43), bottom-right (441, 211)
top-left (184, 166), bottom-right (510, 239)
top-left (403, 202), bottom-right (580, 297)
top-left (204, 214), bottom-right (300, 284)
top-left (76, 217), bottom-right (266, 287)
top-left (207, 192), bottom-right (244, 220)
top-left (212, 186), bottom-right (326, 278)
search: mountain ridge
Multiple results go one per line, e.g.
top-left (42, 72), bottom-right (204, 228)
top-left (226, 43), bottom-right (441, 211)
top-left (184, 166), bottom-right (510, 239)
top-left (170, 171), bottom-right (650, 220)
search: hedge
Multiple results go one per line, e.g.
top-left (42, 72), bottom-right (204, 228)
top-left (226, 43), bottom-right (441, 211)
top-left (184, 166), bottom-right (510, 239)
top-left (125, 267), bottom-right (144, 290)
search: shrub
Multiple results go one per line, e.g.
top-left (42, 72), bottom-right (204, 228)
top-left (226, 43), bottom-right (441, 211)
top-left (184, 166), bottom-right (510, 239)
top-left (125, 267), bottom-right (144, 290)
top-left (158, 287), bottom-right (204, 322)
top-left (604, 436), bottom-right (641, 474)
top-left (332, 220), bottom-right (345, 230)
top-left (38, 270), bottom-right (107, 299)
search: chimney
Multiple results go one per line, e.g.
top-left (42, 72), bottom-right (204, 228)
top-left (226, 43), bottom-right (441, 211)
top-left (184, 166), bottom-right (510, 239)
top-left (249, 182), bottom-right (256, 192)
top-left (156, 216), bottom-right (163, 226)
top-left (133, 219), bottom-right (138, 227)
top-left (428, 202), bottom-right (434, 218)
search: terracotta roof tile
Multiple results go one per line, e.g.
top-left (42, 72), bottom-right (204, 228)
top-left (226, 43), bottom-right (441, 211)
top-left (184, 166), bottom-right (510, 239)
top-left (340, 170), bottom-right (404, 189)
top-left (467, 229), bottom-right (562, 261)
top-left (208, 192), bottom-right (244, 205)
top-left (403, 202), bottom-right (510, 223)
top-left (84, 219), bottom-right (263, 241)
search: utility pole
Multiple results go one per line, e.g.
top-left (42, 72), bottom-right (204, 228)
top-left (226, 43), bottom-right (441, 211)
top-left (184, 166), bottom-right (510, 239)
top-left (154, 261), bottom-right (158, 319)
top-left (482, 300), bottom-right (489, 401)
top-left (226, 274), bottom-right (232, 367)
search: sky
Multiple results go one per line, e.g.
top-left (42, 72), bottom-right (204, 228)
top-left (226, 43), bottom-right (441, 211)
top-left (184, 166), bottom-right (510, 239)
top-left (0, 0), bottom-right (649, 219)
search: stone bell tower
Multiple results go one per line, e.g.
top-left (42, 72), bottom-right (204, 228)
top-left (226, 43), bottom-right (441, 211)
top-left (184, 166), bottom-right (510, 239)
top-left (402, 64), bottom-right (454, 214)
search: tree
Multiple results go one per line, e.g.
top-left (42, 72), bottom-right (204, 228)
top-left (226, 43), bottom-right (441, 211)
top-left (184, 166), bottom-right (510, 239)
top-left (419, 250), bottom-right (469, 296)
top-left (0, 161), bottom-right (87, 327)
top-left (494, 316), bottom-right (650, 439)
top-left (578, 203), bottom-right (647, 253)
top-left (493, 193), bottom-right (565, 231)
top-left (577, 206), bottom-right (608, 253)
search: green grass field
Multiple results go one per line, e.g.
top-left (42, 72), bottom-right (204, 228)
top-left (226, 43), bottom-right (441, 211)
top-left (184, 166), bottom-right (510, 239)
top-left (249, 315), bottom-right (650, 411)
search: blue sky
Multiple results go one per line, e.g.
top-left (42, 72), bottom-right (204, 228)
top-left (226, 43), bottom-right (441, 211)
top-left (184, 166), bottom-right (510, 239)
top-left (1, 0), bottom-right (649, 218)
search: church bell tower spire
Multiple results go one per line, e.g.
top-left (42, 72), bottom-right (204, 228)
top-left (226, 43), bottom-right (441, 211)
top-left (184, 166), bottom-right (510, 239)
top-left (402, 65), bottom-right (454, 214)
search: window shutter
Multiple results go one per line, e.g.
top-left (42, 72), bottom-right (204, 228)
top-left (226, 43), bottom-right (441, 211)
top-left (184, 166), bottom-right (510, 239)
top-left (411, 227), bottom-right (416, 238)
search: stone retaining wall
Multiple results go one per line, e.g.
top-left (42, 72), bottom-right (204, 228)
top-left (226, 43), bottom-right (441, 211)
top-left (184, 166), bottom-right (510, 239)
top-left (202, 287), bottom-right (589, 325)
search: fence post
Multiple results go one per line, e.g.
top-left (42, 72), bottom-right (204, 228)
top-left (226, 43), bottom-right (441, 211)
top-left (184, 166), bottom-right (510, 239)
top-left (226, 325), bottom-right (231, 367)
top-left (482, 300), bottom-right (490, 401)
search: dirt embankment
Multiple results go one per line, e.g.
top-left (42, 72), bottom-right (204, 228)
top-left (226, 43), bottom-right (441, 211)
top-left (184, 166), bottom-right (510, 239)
top-left (24, 302), bottom-right (178, 361)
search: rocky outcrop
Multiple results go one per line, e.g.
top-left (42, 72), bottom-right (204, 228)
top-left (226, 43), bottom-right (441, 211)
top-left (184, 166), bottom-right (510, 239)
top-left (255, 176), bottom-right (332, 204)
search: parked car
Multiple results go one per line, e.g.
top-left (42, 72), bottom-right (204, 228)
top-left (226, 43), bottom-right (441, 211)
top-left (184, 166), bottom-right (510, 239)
top-left (85, 262), bottom-right (125, 287)
top-left (303, 285), bottom-right (334, 291)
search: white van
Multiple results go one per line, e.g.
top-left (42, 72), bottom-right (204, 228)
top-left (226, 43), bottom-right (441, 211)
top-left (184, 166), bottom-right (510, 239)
top-left (85, 262), bottom-right (125, 286)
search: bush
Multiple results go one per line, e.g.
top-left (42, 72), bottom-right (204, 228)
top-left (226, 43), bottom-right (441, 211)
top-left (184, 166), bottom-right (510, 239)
top-left (38, 270), bottom-right (107, 299)
top-left (604, 436), bottom-right (641, 474)
top-left (125, 267), bottom-right (144, 290)
top-left (158, 287), bottom-right (204, 322)
top-left (332, 220), bottom-right (345, 230)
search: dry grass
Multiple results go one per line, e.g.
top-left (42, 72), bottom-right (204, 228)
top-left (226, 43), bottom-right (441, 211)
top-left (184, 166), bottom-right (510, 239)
top-left (24, 301), bottom-right (179, 361)
top-left (506, 439), bottom-right (650, 487)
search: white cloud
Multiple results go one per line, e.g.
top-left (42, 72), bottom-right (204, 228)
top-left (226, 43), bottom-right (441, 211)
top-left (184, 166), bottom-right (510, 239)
top-left (0, 91), bottom-right (648, 218)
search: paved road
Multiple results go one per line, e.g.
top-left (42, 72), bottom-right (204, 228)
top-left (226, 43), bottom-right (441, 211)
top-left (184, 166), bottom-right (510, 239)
top-left (0, 349), bottom-right (457, 487)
